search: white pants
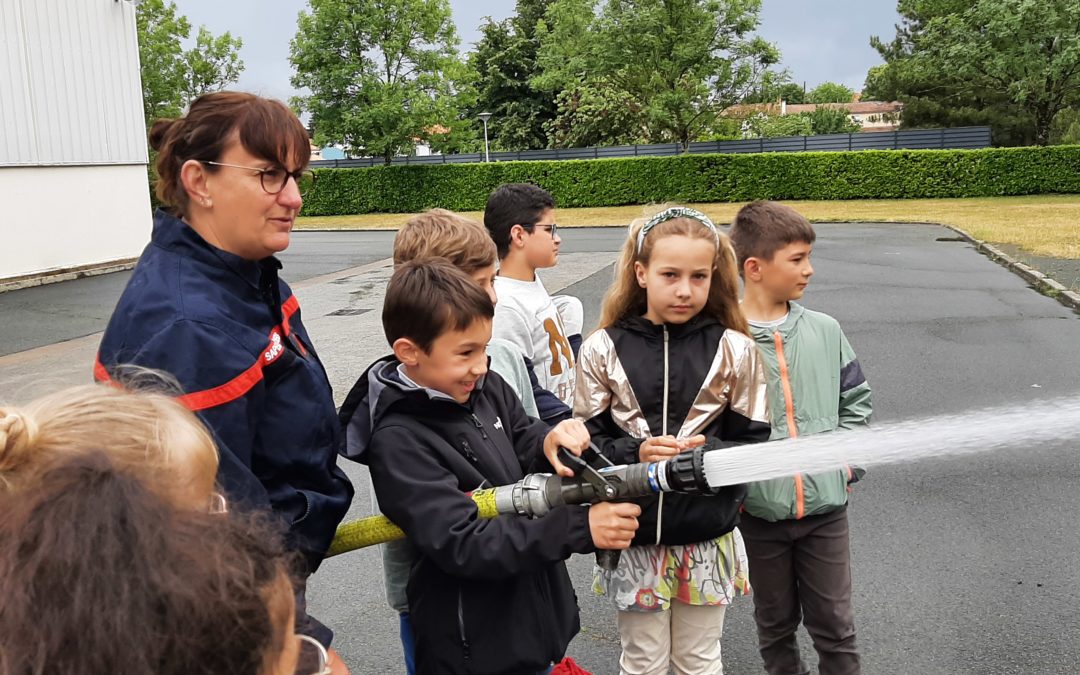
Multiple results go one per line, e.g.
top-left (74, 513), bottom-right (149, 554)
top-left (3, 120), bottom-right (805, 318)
top-left (616, 602), bottom-right (727, 675)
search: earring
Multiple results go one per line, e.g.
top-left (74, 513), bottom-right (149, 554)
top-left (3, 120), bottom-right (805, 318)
top-left (203, 199), bottom-right (211, 207)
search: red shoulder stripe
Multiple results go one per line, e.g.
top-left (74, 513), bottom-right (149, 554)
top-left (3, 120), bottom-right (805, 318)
top-left (94, 298), bottom-right (303, 412)
top-left (178, 357), bottom-right (266, 411)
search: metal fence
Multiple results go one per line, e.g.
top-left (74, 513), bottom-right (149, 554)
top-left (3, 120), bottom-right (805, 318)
top-left (310, 126), bottom-right (993, 169)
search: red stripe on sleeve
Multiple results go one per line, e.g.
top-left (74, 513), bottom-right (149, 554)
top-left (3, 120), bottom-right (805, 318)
top-left (178, 359), bottom-right (266, 411)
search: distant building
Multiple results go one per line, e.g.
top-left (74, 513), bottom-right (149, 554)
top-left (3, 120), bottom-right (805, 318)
top-left (724, 100), bottom-right (904, 133)
top-left (415, 124), bottom-right (451, 157)
top-left (1, 0), bottom-right (150, 287)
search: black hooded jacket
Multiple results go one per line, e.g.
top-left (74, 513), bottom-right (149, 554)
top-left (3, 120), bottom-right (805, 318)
top-left (339, 356), bottom-right (594, 674)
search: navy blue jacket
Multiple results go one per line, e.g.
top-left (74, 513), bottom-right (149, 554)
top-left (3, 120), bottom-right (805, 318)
top-left (96, 210), bottom-right (354, 573)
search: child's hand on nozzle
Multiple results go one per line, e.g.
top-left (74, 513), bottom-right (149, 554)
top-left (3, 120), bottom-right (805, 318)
top-left (639, 434), bottom-right (706, 462)
top-left (543, 420), bottom-right (591, 477)
top-left (588, 501), bottom-right (641, 550)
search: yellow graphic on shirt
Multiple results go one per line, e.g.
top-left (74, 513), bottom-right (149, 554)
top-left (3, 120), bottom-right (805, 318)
top-left (542, 318), bottom-right (574, 376)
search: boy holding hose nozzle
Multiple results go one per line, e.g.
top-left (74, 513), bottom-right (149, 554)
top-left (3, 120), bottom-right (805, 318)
top-left (340, 259), bottom-right (640, 675)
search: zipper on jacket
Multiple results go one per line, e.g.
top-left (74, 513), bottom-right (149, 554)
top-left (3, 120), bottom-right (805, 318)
top-left (469, 409), bottom-right (516, 478)
top-left (457, 587), bottom-right (470, 660)
top-left (656, 326), bottom-right (670, 545)
top-left (773, 330), bottom-right (805, 519)
top-left (470, 413), bottom-right (488, 439)
top-left (460, 439), bottom-right (479, 464)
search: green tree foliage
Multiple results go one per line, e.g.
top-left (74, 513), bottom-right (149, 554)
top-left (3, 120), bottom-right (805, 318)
top-left (807, 81), bottom-right (854, 104)
top-left (590, 0), bottom-right (779, 149)
top-left (474, 0), bottom-right (780, 150)
top-left (701, 116), bottom-right (745, 141)
top-left (545, 79), bottom-right (645, 147)
top-left (290, 0), bottom-right (465, 164)
top-left (182, 27), bottom-right (244, 105)
top-left (467, 0), bottom-right (559, 151)
top-left (861, 64), bottom-right (889, 100)
top-left (871, 0), bottom-right (1080, 145)
top-left (742, 76), bottom-right (806, 104)
top-left (1050, 107), bottom-right (1080, 145)
top-left (136, 0), bottom-right (244, 126)
top-left (532, 0), bottom-right (596, 95)
top-left (743, 112), bottom-right (811, 137)
top-left (807, 106), bottom-right (860, 134)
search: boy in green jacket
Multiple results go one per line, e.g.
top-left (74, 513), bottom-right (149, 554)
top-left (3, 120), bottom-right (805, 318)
top-left (729, 201), bottom-right (872, 675)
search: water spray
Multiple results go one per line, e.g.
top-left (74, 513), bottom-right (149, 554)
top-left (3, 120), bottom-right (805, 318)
top-left (701, 395), bottom-right (1080, 488)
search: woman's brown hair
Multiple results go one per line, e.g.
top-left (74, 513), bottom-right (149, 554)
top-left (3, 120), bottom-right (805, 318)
top-left (0, 451), bottom-right (293, 675)
top-left (149, 91), bottom-right (310, 218)
top-left (598, 206), bottom-right (749, 335)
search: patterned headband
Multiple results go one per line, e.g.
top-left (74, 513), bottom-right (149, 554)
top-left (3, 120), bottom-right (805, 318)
top-left (635, 207), bottom-right (720, 253)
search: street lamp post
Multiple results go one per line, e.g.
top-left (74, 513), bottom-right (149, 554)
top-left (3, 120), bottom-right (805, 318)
top-left (478, 112), bottom-right (493, 162)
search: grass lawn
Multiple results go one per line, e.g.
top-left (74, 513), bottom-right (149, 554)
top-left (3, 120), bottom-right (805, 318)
top-left (296, 194), bottom-right (1080, 259)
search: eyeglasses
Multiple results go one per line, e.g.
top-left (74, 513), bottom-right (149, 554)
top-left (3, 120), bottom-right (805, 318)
top-left (202, 161), bottom-right (316, 197)
top-left (523, 222), bottom-right (558, 237)
top-left (296, 635), bottom-right (332, 675)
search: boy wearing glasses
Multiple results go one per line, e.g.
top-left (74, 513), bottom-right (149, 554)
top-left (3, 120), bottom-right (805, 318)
top-left (484, 183), bottom-right (582, 422)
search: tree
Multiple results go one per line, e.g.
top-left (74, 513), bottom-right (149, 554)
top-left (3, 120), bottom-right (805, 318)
top-left (870, 0), bottom-right (1080, 145)
top-left (182, 27), bottom-right (244, 105)
top-left (532, 0), bottom-right (597, 95)
top-left (742, 76), bottom-right (806, 104)
top-left (743, 112), bottom-right (811, 137)
top-left (1050, 107), bottom-right (1080, 145)
top-left (545, 79), bottom-right (645, 147)
top-left (136, 0), bottom-right (244, 126)
top-left (290, 0), bottom-right (465, 164)
top-left (808, 81), bottom-right (854, 104)
top-left (467, 0), bottom-right (559, 151)
top-left (806, 106), bottom-right (859, 134)
top-left (589, 0), bottom-right (780, 149)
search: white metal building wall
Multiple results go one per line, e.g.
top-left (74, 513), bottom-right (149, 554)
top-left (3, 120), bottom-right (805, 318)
top-left (0, 0), bottom-right (151, 283)
top-left (0, 0), bottom-right (147, 166)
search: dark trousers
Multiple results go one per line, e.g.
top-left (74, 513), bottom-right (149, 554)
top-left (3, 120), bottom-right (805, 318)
top-left (740, 505), bottom-right (860, 675)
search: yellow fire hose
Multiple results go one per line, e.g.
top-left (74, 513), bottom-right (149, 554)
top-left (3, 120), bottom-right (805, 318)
top-left (326, 487), bottom-right (500, 557)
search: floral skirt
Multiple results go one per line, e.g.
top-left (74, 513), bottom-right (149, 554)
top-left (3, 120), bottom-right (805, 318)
top-left (594, 527), bottom-right (750, 612)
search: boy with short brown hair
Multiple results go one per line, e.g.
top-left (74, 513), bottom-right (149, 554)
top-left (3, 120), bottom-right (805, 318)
top-left (340, 260), bottom-right (639, 674)
top-left (391, 208), bottom-right (538, 417)
top-left (729, 201), bottom-right (872, 675)
top-left (344, 208), bottom-right (538, 674)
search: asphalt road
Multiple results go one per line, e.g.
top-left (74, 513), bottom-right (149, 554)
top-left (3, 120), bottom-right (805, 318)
top-left (2, 224), bottom-right (1079, 674)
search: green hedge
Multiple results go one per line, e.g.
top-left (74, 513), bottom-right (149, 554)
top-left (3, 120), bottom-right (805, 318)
top-left (302, 145), bottom-right (1080, 216)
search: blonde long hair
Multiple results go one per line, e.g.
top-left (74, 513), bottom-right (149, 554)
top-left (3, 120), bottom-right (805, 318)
top-left (599, 207), bottom-right (749, 335)
top-left (0, 381), bottom-right (219, 508)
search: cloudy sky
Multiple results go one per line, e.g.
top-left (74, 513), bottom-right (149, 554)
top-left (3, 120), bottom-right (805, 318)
top-left (175, 0), bottom-right (902, 103)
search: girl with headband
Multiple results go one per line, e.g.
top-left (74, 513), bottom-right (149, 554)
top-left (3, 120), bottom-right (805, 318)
top-left (572, 206), bottom-right (772, 674)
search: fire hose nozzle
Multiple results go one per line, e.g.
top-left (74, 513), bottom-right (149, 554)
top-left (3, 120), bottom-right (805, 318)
top-left (326, 445), bottom-right (718, 556)
top-left (660, 447), bottom-right (718, 496)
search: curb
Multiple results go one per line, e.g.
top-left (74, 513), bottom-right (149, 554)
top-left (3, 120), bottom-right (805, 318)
top-left (0, 258), bottom-right (138, 295)
top-left (944, 225), bottom-right (1080, 312)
